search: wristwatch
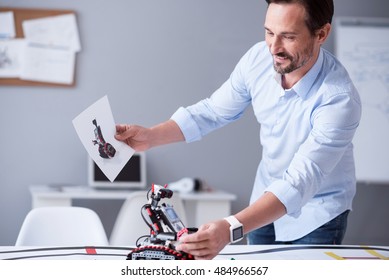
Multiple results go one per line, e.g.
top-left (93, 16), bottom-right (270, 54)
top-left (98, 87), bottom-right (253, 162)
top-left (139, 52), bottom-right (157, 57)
top-left (224, 215), bottom-right (244, 243)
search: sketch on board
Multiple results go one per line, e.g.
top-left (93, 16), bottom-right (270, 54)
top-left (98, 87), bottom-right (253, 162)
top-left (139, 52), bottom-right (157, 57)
top-left (341, 44), bottom-right (389, 121)
top-left (0, 46), bottom-right (11, 68)
top-left (0, 39), bottom-right (25, 78)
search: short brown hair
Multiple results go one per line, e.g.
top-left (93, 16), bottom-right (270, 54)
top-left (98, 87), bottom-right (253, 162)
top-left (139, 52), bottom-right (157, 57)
top-left (265, 0), bottom-right (334, 35)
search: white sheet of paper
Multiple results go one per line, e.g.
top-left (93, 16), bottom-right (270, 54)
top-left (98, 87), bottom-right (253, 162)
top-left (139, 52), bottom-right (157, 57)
top-left (72, 95), bottom-right (135, 182)
top-left (0, 39), bottom-right (26, 77)
top-left (0, 11), bottom-right (16, 38)
top-left (20, 44), bottom-right (75, 84)
top-left (22, 13), bottom-right (81, 52)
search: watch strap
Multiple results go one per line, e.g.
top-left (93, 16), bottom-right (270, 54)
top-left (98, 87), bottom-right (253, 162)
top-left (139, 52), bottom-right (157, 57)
top-left (224, 215), bottom-right (244, 243)
top-left (224, 215), bottom-right (241, 228)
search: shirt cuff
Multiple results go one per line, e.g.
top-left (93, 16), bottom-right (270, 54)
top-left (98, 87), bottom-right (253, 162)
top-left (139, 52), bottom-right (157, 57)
top-left (264, 180), bottom-right (302, 218)
top-left (170, 107), bottom-right (202, 143)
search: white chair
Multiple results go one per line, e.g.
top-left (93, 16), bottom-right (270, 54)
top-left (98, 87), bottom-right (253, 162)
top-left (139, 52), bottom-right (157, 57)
top-left (109, 191), bottom-right (187, 246)
top-left (15, 207), bottom-right (109, 246)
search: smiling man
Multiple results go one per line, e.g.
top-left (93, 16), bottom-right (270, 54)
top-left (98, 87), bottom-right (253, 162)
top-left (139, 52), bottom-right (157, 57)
top-left (115, 0), bottom-right (361, 259)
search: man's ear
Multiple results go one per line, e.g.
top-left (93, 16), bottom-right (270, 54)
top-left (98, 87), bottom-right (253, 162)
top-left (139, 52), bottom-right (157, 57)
top-left (316, 23), bottom-right (331, 44)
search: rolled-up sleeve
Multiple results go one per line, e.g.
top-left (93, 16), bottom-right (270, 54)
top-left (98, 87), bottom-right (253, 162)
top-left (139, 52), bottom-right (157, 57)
top-left (170, 107), bottom-right (202, 143)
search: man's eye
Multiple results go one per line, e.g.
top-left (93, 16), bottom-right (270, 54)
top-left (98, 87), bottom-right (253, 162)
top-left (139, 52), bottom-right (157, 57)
top-left (284, 36), bottom-right (295, 40)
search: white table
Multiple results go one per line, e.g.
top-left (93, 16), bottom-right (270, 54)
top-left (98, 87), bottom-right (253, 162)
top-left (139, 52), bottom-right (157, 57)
top-left (1, 245), bottom-right (388, 279)
top-left (29, 185), bottom-right (237, 227)
top-left (1, 244), bottom-right (389, 260)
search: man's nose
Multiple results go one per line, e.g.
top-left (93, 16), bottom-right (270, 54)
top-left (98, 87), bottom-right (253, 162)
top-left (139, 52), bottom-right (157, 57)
top-left (269, 36), bottom-right (283, 55)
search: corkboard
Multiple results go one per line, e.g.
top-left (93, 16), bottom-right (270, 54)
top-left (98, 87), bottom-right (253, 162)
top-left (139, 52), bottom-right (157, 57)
top-left (0, 7), bottom-right (77, 87)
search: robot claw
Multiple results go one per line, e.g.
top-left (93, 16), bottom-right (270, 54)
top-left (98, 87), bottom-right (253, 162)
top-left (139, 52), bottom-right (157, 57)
top-left (127, 184), bottom-right (197, 260)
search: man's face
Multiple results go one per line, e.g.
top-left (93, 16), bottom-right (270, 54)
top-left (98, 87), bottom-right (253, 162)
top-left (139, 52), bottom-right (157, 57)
top-left (264, 3), bottom-right (319, 76)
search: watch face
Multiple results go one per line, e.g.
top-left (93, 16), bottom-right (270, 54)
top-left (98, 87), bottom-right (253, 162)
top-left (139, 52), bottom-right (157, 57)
top-left (232, 226), bottom-right (243, 241)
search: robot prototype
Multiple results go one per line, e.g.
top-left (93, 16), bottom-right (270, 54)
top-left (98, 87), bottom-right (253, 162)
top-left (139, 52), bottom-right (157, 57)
top-left (127, 184), bottom-right (197, 260)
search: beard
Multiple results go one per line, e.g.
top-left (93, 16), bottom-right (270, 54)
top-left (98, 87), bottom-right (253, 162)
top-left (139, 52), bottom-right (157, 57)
top-left (273, 46), bottom-right (313, 75)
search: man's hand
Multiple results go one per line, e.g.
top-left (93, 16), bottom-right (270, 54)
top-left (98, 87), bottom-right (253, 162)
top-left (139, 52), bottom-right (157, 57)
top-left (176, 219), bottom-right (231, 260)
top-left (115, 124), bottom-right (152, 151)
top-left (115, 120), bottom-right (185, 151)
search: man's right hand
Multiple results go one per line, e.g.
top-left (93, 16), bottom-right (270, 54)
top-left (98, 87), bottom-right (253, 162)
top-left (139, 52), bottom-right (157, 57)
top-left (115, 124), bottom-right (152, 151)
top-left (115, 120), bottom-right (185, 151)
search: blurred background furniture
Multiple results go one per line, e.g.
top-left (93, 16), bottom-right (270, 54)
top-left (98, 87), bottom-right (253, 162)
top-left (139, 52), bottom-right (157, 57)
top-left (15, 206), bottom-right (109, 246)
top-left (29, 185), bottom-right (236, 228)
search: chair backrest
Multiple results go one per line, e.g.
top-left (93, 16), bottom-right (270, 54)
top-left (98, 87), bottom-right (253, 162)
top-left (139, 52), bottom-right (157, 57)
top-left (15, 207), bottom-right (109, 246)
top-left (109, 190), bottom-right (187, 246)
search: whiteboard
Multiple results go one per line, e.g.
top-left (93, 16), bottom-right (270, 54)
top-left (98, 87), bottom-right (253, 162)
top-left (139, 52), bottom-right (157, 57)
top-left (335, 17), bottom-right (389, 183)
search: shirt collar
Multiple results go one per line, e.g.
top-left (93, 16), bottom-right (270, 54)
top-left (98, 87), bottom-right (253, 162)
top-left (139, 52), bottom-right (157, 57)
top-left (274, 48), bottom-right (324, 99)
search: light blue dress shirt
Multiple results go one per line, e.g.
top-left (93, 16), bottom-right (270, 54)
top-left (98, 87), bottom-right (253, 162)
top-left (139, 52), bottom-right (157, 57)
top-left (171, 41), bottom-right (361, 241)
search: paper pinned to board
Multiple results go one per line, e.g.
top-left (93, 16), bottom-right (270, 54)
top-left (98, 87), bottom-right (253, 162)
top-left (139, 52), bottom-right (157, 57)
top-left (0, 11), bottom-right (16, 38)
top-left (72, 95), bottom-right (135, 182)
top-left (16, 13), bottom-right (82, 85)
top-left (20, 44), bottom-right (75, 84)
top-left (0, 39), bottom-right (26, 78)
top-left (22, 13), bottom-right (81, 52)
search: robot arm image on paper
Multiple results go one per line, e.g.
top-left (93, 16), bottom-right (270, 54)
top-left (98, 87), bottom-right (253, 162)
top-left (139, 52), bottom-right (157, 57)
top-left (92, 118), bottom-right (116, 159)
top-left (127, 184), bottom-right (197, 260)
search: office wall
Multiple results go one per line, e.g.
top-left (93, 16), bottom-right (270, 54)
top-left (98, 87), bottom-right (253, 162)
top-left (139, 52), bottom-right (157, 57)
top-left (0, 0), bottom-right (388, 245)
